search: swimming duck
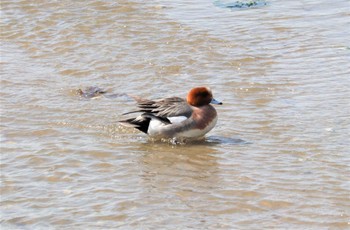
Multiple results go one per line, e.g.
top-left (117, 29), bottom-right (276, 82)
top-left (119, 87), bottom-right (222, 139)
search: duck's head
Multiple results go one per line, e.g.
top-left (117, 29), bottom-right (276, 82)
top-left (187, 87), bottom-right (222, 107)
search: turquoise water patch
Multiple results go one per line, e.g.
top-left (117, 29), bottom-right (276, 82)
top-left (214, 0), bottom-right (268, 9)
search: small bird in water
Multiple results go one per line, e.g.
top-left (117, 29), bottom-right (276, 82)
top-left (119, 87), bottom-right (222, 139)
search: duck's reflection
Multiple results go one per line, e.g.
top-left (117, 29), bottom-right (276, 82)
top-left (135, 142), bottom-right (221, 198)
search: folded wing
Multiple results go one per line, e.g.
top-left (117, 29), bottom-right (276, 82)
top-left (120, 96), bottom-right (193, 134)
top-left (123, 96), bottom-right (193, 118)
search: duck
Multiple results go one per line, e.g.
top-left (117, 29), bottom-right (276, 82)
top-left (119, 87), bottom-right (222, 139)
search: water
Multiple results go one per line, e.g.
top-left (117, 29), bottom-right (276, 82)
top-left (1, 0), bottom-right (350, 229)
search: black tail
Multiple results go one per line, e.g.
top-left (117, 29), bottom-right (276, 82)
top-left (119, 117), bottom-right (151, 134)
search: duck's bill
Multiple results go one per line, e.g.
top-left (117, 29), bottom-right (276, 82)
top-left (211, 98), bottom-right (223, 105)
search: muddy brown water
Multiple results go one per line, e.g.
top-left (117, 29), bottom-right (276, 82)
top-left (1, 0), bottom-right (350, 229)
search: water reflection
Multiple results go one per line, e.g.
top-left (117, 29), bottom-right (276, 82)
top-left (206, 135), bottom-right (250, 145)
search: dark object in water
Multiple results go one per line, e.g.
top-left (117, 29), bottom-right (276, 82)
top-left (214, 0), bottom-right (267, 9)
top-left (77, 86), bottom-right (107, 99)
top-left (76, 86), bottom-right (130, 99)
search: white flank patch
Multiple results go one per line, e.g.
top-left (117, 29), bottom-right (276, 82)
top-left (167, 116), bottom-right (188, 124)
top-left (148, 119), bottom-right (167, 136)
top-left (147, 115), bottom-right (218, 138)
